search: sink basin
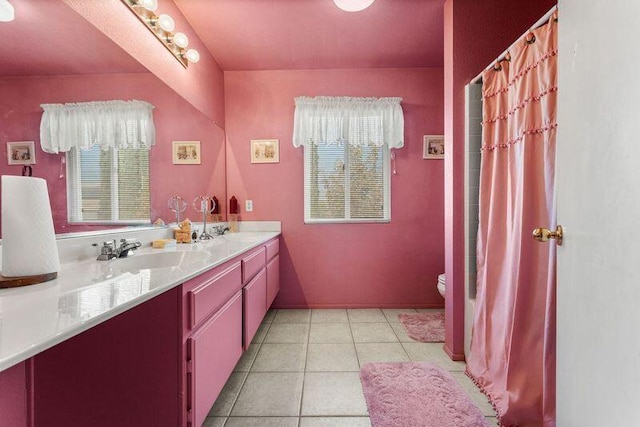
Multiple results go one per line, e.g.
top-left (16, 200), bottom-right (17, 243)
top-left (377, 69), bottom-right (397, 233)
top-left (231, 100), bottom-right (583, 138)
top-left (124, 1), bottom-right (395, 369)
top-left (110, 251), bottom-right (210, 272)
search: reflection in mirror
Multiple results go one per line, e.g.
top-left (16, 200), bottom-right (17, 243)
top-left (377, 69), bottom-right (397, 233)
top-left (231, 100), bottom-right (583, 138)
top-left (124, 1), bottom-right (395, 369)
top-left (0, 0), bottom-right (226, 236)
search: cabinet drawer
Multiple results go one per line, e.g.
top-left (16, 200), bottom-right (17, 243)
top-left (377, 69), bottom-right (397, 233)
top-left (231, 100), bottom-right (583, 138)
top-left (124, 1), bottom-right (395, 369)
top-left (243, 267), bottom-right (267, 349)
top-left (187, 291), bottom-right (243, 427)
top-left (188, 262), bottom-right (241, 329)
top-left (265, 238), bottom-right (279, 261)
top-left (242, 247), bottom-right (266, 284)
top-left (266, 254), bottom-right (280, 310)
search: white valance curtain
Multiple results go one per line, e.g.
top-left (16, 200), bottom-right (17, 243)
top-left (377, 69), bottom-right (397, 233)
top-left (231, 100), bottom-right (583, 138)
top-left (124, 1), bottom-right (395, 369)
top-left (292, 96), bottom-right (404, 149)
top-left (40, 100), bottom-right (156, 154)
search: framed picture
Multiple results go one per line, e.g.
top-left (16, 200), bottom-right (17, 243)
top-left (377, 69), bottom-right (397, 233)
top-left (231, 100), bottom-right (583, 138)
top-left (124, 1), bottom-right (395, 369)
top-left (423, 135), bottom-right (445, 159)
top-left (7, 141), bottom-right (36, 165)
top-left (172, 141), bottom-right (201, 165)
top-left (251, 139), bottom-right (279, 164)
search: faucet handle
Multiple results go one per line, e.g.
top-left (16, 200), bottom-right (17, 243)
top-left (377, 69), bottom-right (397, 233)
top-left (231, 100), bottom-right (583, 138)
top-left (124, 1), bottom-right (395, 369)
top-left (92, 241), bottom-right (116, 258)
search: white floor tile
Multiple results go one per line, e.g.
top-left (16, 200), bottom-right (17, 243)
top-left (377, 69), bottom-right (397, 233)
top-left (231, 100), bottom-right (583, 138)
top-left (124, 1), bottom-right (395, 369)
top-left (252, 343), bottom-right (307, 372)
top-left (234, 343), bottom-right (260, 372)
top-left (306, 343), bottom-right (359, 372)
top-left (225, 417), bottom-right (299, 426)
top-left (263, 323), bottom-right (310, 343)
top-left (301, 372), bottom-right (369, 416)
top-left (208, 371), bottom-right (247, 416)
top-left (311, 309), bottom-right (349, 323)
top-left (299, 417), bottom-right (372, 427)
top-left (350, 322), bottom-right (398, 343)
top-left (231, 372), bottom-right (304, 416)
top-left (273, 309), bottom-right (311, 323)
top-left (347, 309), bottom-right (387, 322)
top-left (402, 342), bottom-right (466, 371)
top-left (310, 323), bottom-right (353, 343)
top-left (381, 308), bottom-right (418, 322)
top-left (355, 342), bottom-right (410, 365)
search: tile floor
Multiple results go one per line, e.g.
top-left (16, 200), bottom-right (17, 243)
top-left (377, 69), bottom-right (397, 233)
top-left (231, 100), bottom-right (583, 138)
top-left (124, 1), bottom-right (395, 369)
top-left (203, 308), bottom-right (498, 427)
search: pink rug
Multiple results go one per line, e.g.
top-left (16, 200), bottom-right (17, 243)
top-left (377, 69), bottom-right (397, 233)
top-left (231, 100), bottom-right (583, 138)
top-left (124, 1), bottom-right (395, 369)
top-left (398, 312), bottom-right (445, 342)
top-left (360, 362), bottom-right (489, 427)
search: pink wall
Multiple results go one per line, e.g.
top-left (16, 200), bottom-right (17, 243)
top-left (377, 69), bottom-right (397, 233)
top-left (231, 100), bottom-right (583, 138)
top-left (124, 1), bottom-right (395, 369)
top-left (225, 68), bottom-right (444, 308)
top-left (443, 0), bottom-right (557, 358)
top-left (63, 0), bottom-right (225, 127)
top-left (0, 73), bottom-right (225, 235)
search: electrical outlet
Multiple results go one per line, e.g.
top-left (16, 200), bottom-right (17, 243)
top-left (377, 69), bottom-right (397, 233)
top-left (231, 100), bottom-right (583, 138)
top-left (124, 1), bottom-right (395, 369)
top-left (245, 200), bottom-right (253, 212)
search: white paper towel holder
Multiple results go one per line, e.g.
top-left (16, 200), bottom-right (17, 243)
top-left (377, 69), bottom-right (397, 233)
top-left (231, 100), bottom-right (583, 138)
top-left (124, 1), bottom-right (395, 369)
top-left (1, 174), bottom-right (60, 288)
top-left (0, 272), bottom-right (57, 288)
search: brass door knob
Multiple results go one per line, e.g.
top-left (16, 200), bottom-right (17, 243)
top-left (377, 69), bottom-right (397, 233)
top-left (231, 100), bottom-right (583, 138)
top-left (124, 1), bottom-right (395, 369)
top-left (532, 225), bottom-right (563, 246)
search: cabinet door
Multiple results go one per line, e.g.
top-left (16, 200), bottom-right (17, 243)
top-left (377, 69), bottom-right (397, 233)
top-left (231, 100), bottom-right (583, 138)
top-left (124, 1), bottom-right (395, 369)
top-left (243, 267), bottom-right (267, 349)
top-left (266, 254), bottom-right (280, 310)
top-left (187, 291), bottom-right (243, 427)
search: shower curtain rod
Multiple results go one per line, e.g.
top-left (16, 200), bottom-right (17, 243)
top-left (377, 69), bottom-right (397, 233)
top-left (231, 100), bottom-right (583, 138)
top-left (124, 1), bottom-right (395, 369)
top-left (469, 5), bottom-right (558, 85)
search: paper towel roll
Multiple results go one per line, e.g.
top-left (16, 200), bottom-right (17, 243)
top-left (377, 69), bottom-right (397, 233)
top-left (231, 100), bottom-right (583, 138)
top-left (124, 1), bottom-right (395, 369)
top-left (1, 175), bottom-right (60, 277)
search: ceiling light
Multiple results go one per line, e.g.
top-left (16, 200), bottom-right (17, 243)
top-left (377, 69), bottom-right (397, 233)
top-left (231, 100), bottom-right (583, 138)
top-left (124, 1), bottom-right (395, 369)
top-left (172, 32), bottom-right (189, 49)
top-left (156, 14), bottom-right (175, 32)
top-left (333, 0), bottom-right (375, 12)
top-left (0, 0), bottom-right (15, 22)
top-left (137, 0), bottom-right (157, 11)
top-left (185, 49), bottom-right (200, 63)
top-left (122, 0), bottom-right (199, 68)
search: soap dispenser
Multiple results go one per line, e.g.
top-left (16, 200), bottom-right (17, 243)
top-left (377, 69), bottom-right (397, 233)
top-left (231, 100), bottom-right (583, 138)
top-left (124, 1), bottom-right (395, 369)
top-left (229, 196), bottom-right (239, 233)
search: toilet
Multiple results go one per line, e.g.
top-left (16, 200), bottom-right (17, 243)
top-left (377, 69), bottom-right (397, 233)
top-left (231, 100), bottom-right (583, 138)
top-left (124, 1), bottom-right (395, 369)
top-left (437, 273), bottom-right (445, 298)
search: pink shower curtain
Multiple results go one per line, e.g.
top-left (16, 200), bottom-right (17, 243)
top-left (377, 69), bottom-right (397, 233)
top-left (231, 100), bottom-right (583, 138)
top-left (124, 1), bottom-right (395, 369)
top-left (466, 14), bottom-right (557, 427)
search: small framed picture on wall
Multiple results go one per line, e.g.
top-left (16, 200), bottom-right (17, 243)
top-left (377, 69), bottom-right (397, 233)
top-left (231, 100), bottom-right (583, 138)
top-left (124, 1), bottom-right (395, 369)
top-left (172, 141), bottom-right (201, 165)
top-left (423, 135), bottom-right (445, 159)
top-left (7, 141), bottom-right (36, 165)
top-left (250, 139), bottom-right (279, 164)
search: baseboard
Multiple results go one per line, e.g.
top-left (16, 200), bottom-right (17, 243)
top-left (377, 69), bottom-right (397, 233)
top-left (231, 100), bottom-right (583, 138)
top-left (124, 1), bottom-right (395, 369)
top-left (443, 343), bottom-right (466, 362)
top-left (272, 303), bottom-right (445, 309)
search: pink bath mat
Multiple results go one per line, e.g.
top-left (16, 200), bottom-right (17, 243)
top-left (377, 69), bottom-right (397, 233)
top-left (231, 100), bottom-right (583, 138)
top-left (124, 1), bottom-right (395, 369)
top-left (398, 312), bottom-right (445, 342)
top-left (360, 362), bottom-right (489, 427)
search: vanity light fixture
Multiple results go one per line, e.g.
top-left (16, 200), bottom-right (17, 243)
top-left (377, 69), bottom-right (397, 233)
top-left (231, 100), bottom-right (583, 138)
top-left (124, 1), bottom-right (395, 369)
top-left (0, 0), bottom-right (15, 22)
top-left (121, 0), bottom-right (200, 68)
top-left (333, 0), bottom-right (375, 12)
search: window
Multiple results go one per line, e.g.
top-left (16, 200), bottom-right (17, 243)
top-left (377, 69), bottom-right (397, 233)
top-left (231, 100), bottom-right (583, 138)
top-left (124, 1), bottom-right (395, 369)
top-left (305, 141), bottom-right (390, 223)
top-left (67, 145), bottom-right (150, 224)
top-left (293, 96), bottom-right (403, 224)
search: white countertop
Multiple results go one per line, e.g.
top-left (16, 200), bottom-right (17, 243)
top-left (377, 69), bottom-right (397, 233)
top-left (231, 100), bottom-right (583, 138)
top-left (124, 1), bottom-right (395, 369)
top-left (0, 230), bottom-right (280, 372)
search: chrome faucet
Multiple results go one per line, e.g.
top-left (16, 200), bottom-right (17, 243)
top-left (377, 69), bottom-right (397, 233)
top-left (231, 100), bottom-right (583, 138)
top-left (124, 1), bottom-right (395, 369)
top-left (115, 239), bottom-right (142, 258)
top-left (93, 239), bottom-right (142, 260)
top-left (212, 225), bottom-right (230, 236)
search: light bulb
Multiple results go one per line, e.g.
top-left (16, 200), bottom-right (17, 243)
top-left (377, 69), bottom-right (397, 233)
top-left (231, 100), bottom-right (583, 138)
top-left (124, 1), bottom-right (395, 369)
top-left (185, 49), bottom-right (200, 63)
top-left (157, 14), bottom-right (175, 32)
top-left (333, 0), bottom-right (375, 12)
top-left (172, 32), bottom-right (189, 48)
top-left (0, 0), bottom-right (15, 22)
top-left (138, 0), bottom-right (157, 12)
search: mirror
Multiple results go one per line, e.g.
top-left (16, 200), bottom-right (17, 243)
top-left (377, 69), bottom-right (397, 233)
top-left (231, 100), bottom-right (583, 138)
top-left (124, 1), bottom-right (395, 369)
top-left (0, 0), bottom-right (226, 235)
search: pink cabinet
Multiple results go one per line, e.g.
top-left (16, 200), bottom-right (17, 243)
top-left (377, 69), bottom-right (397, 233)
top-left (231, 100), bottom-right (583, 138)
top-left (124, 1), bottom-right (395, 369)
top-left (187, 291), bottom-right (243, 427)
top-left (266, 254), bottom-right (280, 309)
top-left (243, 268), bottom-right (267, 349)
top-left (0, 362), bottom-right (29, 427)
top-left (242, 247), bottom-right (266, 284)
top-left (188, 262), bottom-right (242, 329)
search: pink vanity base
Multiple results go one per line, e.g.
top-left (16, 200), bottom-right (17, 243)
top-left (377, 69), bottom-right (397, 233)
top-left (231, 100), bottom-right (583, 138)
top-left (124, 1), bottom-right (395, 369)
top-left (0, 236), bottom-right (280, 427)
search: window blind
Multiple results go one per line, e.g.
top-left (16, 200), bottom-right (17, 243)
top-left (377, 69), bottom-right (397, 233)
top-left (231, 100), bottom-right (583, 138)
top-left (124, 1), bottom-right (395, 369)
top-left (67, 145), bottom-right (150, 224)
top-left (304, 142), bottom-right (389, 223)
